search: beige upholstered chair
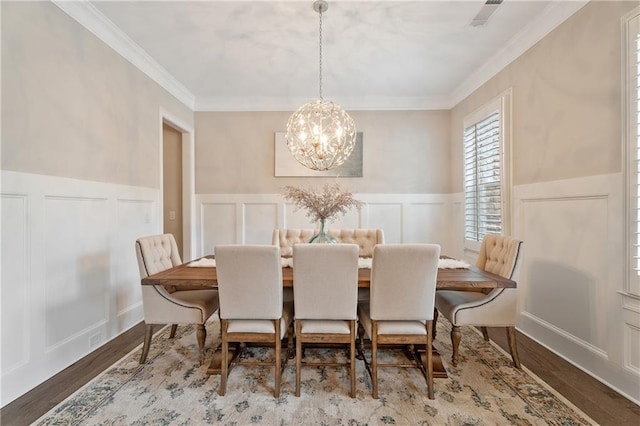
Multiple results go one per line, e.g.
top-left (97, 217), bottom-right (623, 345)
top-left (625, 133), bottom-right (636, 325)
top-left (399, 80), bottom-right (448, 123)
top-left (135, 234), bottom-right (219, 365)
top-left (434, 234), bottom-right (523, 368)
top-left (273, 228), bottom-right (384, 258)
top-left (357, 243), bottom-right (440, 399)
top-left (293, 243), bottom-right (360, 398)
top-left (215, 244), bottom-right (294, 397)
top-left (274, 228), bottom-right (384, 302)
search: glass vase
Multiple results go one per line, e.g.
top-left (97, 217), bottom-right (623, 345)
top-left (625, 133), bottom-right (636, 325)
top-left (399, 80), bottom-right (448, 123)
top-left (309, 218), bottom-right (337, 244)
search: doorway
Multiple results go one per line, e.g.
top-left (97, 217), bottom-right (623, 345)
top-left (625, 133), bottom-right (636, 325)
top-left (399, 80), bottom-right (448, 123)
top-left (162, 122), bottom-right (184, 258)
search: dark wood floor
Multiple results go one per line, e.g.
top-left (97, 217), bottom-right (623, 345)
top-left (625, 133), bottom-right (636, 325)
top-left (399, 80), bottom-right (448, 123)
top-left (2, 323), bottom-right (639, 425)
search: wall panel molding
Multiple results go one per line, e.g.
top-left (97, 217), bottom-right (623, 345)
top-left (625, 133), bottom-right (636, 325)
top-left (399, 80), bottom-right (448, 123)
top-left (195, 193), bottom-right (461, 257)
top-left (624, 323), bottom-right (640, 375)
top-left (513, 173), bottom-right (639, 404)
top-left (1, 193), bottom-right (30, 374)
top-left (519, 312), bottom-right (609, 360)
top-left (0, 171), bottom-right (160, 406)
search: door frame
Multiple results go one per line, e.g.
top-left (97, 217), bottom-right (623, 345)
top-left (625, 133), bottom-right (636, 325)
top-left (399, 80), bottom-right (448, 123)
top-left (159, 109), bottom-right (196, 261)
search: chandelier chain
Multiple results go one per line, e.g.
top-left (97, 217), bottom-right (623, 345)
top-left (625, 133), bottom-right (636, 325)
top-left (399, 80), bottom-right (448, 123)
top-left (284, 0), bottom-right (356, 172)
top-left (318, 7), bottom-right (323, 100)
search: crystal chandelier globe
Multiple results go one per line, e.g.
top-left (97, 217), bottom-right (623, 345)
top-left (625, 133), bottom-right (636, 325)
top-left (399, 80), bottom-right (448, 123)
top-left (285, 0), bottom-right (357, 171)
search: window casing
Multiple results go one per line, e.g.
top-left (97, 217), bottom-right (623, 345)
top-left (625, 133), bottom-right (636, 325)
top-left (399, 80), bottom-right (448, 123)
top-left (463, 91), bottom-right (511, 252)
top-left (625, 8), bottom-right (640, 297)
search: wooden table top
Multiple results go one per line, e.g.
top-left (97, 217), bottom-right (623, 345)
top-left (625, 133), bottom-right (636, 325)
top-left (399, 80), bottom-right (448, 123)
top-left (142, 256), bottom-right (516, 291)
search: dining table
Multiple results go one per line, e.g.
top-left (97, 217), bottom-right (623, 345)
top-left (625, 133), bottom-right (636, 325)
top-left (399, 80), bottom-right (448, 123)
top-left (142, 255), bottom-right (516, 378)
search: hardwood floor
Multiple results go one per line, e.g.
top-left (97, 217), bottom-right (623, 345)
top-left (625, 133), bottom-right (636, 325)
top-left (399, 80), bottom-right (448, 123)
top-left (486, 327), bottom-right (640, 425)
top-left (1, 323), bottom-right (639, 425)
top-left (1, 322), bottom-right (147, 426)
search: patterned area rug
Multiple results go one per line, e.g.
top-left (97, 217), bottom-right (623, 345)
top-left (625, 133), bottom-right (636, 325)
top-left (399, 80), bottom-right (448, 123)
top-left (35, 318), bottom-right (595, 425)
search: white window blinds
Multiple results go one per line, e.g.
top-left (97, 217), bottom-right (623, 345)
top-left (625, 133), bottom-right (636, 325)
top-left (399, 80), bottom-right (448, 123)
top-left (464, 111), bottom-right (502, 242)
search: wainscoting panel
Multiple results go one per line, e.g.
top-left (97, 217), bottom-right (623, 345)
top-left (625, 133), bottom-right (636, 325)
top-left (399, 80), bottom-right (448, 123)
top-left (405, 201), bottom-right (450, 249)
top-left (113, 198), bottom-right (157, 327)
top-left (200, 202), bottom-right (236, 254)
top-left (520, 195), bottom-right (608, 351)
top-left (1, 194), bottom-right (29, 374)
top-left (244, 203), bottom-right (278, 245)
top-left (0, 171), bottom-right (160, 406)
top-left (624, 323), bottom-right (640, 375)
top-left (44, 196), bottom-right (110, 350)
top-left (514, 173), bottom-right (640, 404)
top-left (195, 194), bottom-right (460, 258)
top-left (365, 203), bottom-right (403, 243)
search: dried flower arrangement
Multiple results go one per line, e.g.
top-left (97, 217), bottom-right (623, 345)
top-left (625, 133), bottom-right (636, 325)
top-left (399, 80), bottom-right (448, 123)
top-left (282, 183), bottom-right (362, 224)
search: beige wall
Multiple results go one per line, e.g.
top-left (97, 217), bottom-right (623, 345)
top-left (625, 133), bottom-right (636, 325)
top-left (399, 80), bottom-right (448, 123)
top-left (195, 109), bottom-right (451, 194)
top-left (450, 1), bottom-right (633, 189)
top-left (1, 1), bottom-right (193, 188)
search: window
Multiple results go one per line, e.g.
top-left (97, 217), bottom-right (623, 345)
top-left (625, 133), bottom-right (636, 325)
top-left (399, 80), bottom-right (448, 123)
top-left (463, 91), bottom-right (511, 251)
top-left (625, 8), bottom-right (640, 296)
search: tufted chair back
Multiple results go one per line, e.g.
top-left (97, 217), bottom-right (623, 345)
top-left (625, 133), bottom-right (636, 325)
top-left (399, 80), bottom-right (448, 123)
top-left (434, 233), bottom-right (523, 369)
top-left (135, 233), bottom-right (219, 365)
top-left (476, 234), bottom-right (522, 280)
top-left (273, 228), bottom-right (384, 258)
top-left (135, 234), bottom-right (182, 278)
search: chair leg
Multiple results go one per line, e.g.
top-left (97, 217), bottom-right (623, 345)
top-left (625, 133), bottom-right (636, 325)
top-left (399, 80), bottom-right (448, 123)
top-left (506, 326), bottom-right (521, 369)
top-left (371, 321), bottom-right (379, 399)
top-left (169, 324), bottom-right (178, 339)
top-left (450, 325), bottom-right (461, 367)
top-left (295, 320), bottom-right (302, 397)
top-left (139, 324), bottom-right (153, 364)
top-left (274, 320), bottom-right (281, 398)
top-left (350, 320), bottom-right (356, 398)
top-left (425, 320), bottom-right (434, 399)
top-left (357, 322), bottom-right (365, 360)
top-left (432, 308), bottom-right (438, 339)
top-left (481, 326), bottom-right (490, 341)
top-left (196, 324), bottom-right (207, 366)
top-left (287, 321), bottom-right (294, 359)
top-left (219, 320), bottom-right (228, 396)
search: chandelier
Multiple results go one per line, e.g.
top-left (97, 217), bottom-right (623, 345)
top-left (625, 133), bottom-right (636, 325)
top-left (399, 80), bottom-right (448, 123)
top-left (285, 0), bottom-right (357, 171)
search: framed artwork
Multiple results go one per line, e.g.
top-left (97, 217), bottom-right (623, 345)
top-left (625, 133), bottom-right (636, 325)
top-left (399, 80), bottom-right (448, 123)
top-left (274, 131), bottom-right (363, 177)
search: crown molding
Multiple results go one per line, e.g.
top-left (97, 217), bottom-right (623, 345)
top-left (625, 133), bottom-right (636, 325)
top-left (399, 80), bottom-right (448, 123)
top-left (52, 0), bottom-right (586, 113)
top-left (194, 95), bottom-right (452, 112)
top-left (52, 0), bottom-right (195, 110)
top-left (449, 0), bottom-right (589, 109)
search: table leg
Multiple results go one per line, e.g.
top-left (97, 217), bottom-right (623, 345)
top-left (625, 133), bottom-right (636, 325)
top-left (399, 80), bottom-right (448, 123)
top-left (207, 344), bottom-right (238, 375)
top-left (205, 343), bottom-right (449, 379)
top-left (431, 350), bottom-right (447, 379)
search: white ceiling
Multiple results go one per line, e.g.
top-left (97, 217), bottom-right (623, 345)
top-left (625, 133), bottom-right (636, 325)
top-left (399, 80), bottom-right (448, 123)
top-left (57, 1), bottom-right (588, 111)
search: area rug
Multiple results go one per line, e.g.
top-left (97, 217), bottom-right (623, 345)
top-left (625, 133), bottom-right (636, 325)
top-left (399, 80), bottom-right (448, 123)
top-left (34, 318), bottom-right (595, 425)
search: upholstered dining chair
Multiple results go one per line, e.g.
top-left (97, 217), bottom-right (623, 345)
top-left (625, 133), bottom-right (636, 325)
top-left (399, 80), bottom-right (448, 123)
top-left (215, 244), bottom-right (294, 397)
top-left (273, 228), bottom-right (384, 302)
top-left (273, 228), bottom-right (384, 258)
top-left (135, 234), bottom-right (219, 365)
top-left (357, 243), bottom-right (440, 399)
top-left (434, 234), bottom-right (523, 368)
top-left (293, 243), bottom-right (360, 398)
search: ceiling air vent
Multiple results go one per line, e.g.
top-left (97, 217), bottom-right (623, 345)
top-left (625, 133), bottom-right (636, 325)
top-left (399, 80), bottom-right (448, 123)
top-left (470, 0), bottom-right (503, 27)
